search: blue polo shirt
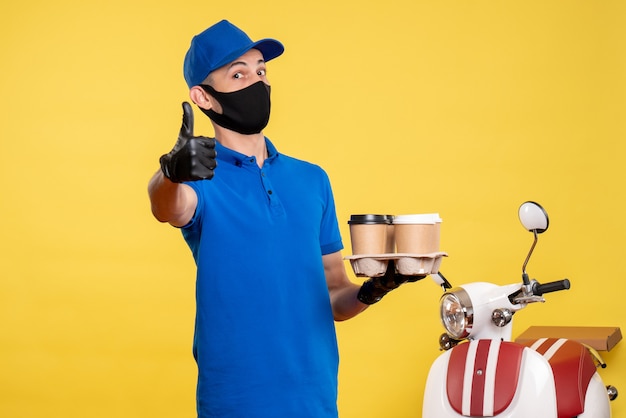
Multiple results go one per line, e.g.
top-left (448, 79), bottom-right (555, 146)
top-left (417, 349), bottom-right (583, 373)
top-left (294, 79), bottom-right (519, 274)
top-left (182, 138), bottom-right (343, 418)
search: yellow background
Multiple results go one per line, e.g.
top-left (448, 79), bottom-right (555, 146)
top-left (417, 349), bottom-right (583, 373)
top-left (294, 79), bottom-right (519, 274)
top-left (1, 1), bottom-right (625, 417)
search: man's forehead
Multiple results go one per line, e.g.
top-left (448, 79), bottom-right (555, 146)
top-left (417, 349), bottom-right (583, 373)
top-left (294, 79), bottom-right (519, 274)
top-left (218, 49), bottom-right (265, 71)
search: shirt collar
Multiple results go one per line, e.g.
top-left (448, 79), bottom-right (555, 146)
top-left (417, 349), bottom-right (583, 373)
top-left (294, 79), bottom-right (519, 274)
top-left (215, 137), bottom-right (279, 166)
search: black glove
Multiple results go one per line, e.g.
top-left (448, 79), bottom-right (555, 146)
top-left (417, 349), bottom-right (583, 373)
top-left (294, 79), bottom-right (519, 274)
top-left (357, 260), bottom-right (426, 305)
top-left (160, 102), bottom-right (217, 183)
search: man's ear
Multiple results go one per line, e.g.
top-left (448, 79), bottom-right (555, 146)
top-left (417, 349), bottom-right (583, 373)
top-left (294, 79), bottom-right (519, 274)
top-left (189, 86), bottom-right (212, 110)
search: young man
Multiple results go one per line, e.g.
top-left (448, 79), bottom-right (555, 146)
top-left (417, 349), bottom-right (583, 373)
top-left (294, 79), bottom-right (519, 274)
top-left (148, 20), bottom-right (420, 417)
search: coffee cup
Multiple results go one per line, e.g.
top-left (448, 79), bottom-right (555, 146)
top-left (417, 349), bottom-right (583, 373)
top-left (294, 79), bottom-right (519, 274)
top-left (348, 214), bottom-right (393, 255)
top-left (393, 213), bottom-right (442, 254)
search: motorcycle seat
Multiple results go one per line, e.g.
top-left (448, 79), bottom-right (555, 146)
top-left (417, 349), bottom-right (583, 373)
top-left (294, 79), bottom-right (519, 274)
top-left (446, 340), bottom-right (525, 416)
top-left (523, 338), bottom-right (597, 418)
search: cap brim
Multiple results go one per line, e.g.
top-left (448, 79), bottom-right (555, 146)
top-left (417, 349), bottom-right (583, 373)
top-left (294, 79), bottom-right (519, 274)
top-left (251, 38), bottom-right (284, 62)
top-left (210, 39), bottom-right (284, 77)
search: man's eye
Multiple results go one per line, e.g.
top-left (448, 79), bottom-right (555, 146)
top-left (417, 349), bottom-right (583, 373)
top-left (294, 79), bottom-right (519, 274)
top-left (257, 69), bottom-right (266, 76)
top-left (233, 73), bottom-right (243, 79)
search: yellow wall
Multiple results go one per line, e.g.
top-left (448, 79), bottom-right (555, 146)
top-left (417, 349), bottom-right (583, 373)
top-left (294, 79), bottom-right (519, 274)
top-left (1, 1), bottom-right (625, 417)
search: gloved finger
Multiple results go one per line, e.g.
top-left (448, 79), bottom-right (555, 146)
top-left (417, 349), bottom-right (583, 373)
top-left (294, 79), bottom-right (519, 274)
top-left (192, 167), bottom-right (215, 181)
top-left (180, 102), bottom-right (195, 139)
top-left (384, 260), bottom-right (396, 277)
top-left (187, 138), bottom-right (217, 170)
top-left (406, 274), bottom-right (428, 283)
top-left (197, 153), bottom-right (218, 170)
top-left (196, 136), bottom-right (216, 150)
top-left (196, 137), bottom-right (217, 160)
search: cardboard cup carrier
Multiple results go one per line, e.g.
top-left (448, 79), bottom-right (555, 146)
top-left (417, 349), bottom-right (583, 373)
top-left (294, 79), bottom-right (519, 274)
top-left (346, 213), bottom-right (445, 277)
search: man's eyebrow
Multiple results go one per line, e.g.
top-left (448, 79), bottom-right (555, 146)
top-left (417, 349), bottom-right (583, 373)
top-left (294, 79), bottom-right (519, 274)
top-left (227, 59), bottom-right (266, 69)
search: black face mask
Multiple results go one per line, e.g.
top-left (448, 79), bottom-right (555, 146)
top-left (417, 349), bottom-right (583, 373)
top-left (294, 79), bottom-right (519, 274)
top-left (199, 81), bottom-right (271, 135)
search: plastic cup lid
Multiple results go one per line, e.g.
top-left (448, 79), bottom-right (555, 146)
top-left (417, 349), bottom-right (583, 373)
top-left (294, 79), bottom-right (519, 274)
top-left (392, 213), bottom-right (442, 224)
top-left (348, 214), bottom-right (393, 225)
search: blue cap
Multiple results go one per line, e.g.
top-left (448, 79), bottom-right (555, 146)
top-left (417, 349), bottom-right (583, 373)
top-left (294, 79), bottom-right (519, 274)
top-left (183, 20), bottom-right (284, 88)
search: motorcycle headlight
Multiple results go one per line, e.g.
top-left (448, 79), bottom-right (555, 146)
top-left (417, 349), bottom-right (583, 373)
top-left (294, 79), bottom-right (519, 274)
top-left (439, 288), bottom-right (473, 339)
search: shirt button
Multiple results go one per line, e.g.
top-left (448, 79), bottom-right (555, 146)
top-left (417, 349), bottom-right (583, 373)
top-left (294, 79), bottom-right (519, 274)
top-left (268, 190), bottom-right (273, 195)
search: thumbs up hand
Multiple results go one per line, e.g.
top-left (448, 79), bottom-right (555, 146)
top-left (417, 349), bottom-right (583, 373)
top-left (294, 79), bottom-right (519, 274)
top-left (159, 102), bottom-right (217, 183)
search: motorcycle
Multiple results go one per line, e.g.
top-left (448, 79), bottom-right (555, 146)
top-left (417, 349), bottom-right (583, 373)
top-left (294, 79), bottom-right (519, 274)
top-left (422, 201), bottom-right (619, 417)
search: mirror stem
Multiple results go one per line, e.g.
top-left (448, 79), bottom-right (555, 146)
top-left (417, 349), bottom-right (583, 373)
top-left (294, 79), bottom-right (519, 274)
top-left (522, 230), bottom-right (538, 284)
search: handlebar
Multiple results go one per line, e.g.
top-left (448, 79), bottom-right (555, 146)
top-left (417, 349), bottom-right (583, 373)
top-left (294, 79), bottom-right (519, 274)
top-left (534, 278), bottom-right (570, 296)
top-left (509, 278), bottom-right (571, 305)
